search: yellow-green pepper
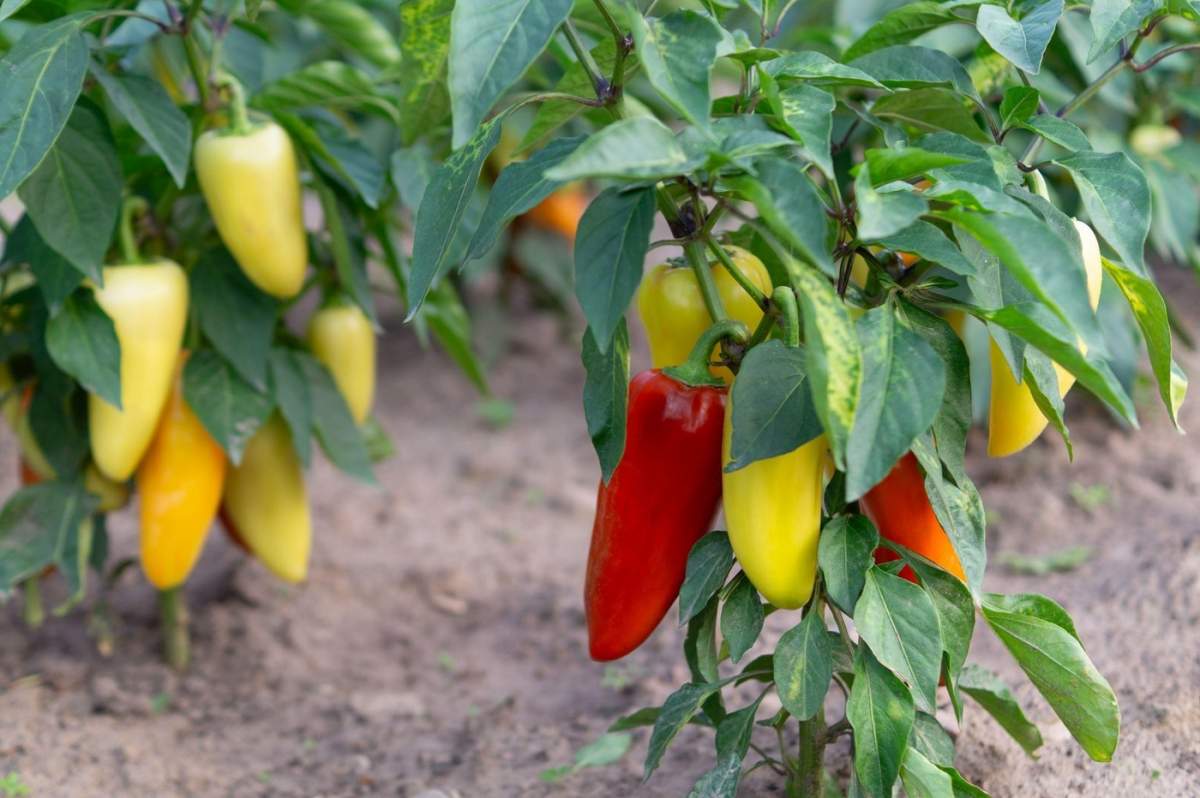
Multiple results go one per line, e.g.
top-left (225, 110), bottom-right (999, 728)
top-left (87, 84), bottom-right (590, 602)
top-left (307, 300), bottom-right (375, 425)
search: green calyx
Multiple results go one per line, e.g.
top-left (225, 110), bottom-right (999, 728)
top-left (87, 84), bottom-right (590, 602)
top-left (663, 319), bottom-right (750, 388)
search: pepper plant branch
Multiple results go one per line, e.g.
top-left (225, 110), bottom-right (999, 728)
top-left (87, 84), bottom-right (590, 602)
top-left (1132, 42), bottom-right (1200, 72)
top-left (23, 579), bottom-right (44, 629)
top-left (119, 196), bottom-right (150, 263)
top-left (562, 19), bottom-right (609, 99)
top-left (706, 237), bottom-right (769, 308)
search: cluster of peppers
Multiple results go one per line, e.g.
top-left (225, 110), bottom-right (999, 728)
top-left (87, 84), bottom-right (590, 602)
top-left (585, 231), bottom-right (1103, 660)
top-left (8, 90), bottom-right (377, 598)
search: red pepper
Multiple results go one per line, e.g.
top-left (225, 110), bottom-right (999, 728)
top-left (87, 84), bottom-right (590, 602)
top-left (859, 453), bottom-right (965, 583)
top-left (584, 321), bottom-right (747, 661)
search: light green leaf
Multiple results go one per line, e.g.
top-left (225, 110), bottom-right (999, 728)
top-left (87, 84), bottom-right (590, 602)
top-left (774, 608), bottom-right (834, 721)
top-left (976, 0), bottom-right (1064, 74)
top-left (855, 567), bottom-right (943, 712)
top-left (546, 117), bottom-right (692, 181)
top-left (847, 645), bottom-right (915, 798)
top-left (631, 9), bottom-right (724, 126)
top-left (818, 515), bottom-right (879, 615)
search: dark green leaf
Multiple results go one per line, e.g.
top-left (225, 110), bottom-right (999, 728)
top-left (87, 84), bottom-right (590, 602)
top-left (854, 566), bottom-right (943, 712)
top-left (851, 45), bottom-right (978, 99)
top-left (546, 117), bottom-right (693, 181)
top-left (393, 0), bottom-right (453, 143)
top-left (581, 321), bottom-right (630, 483)
top-left (726, 340), bottom-right (822, 472)
top-left (190, 249), bottom-right (278, 390)
top-left (818, 515), bottom-right (879, 615)
top-left (847, 645), bottom-right (915, 798)
top-left (0, 482), bottom-right (96, 595)
top-left (45, 291), bottom-right (121, 409)
top-left (900, 746), bottom-right (954, 798)
top-left (257, 61), bottom-right (400, 122)
top-left (904, 553), bottom-right (975, 680)
top-left (958, 663), bottom-right (1044, 755)
top-left (678, 531), bottom-right (735, 625)
top-left (183, 349), bottom-right (275, 465)
top-left (734, 160), bottom-right (835, 275)
top-left (572, 186), bottom-right (656, 352)
top-left (685, 595), bottom-right (721, 686)
top-left (871, 222), bottom-right (975, 277)
top-left (843, 2), bottom-right (961, 61)
top-left (720, 574), bottom-right (764, 663)
top-left (911, 437), bottom-right (988, 595)
top-left (644, 683), bottom-right (722, 781)
top-left (1020, 114), bottom-right (1091, 152)
top-left (688, 754), bottom-right (742, 797)
top-left (855, 170), bottom-right (928, 240)
top-left (864, 147), bottom-right (971, 186)
top-left (999, 86), bottom-right (1040, 129)
top-left (909, 712), bottom-right (956, 768)
top-left (1056, 151), bottom-right (1151, 277)
top-left (3, 215), bottom-right (81, 312)
top-left (300, 354), bottom-right (375, 484)
top-left (897, 304), bottom-right (971, 476)
top-left (308, 117), bottom-right (387, 209)
top-left (765, 51), bottom-right (886, 89)
top-left (764, 80), bottom-right (835, 179)
top-left (774, 608), bottom-right (834, 721)
top-left (313, 177), bottom-right (376, 323)
top-left (871, 89), bottom-right (989, 143)
top-left (631, 9), bottom-right (724, 127)
top-left (1088, 0), bottom-right (1157, 63)
top-left (268, 347), bottom-right (313, 467)
top-left (90, 68), bottom-right (191, 187)
top-left (447, 0), bottom-right (573, 147)
top-left (423, 280), bottom-right (489, 393)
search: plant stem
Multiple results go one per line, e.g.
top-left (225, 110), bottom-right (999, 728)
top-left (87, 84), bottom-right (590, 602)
top-left (774, 287), bottom-right (800, 347)
top-left (684, 240), bottom-right (727, 323)
top-left (706, 238), bottom-right (768, 308)
top-left (562, 19), bottom-right (608, 98)
top-left (1132, 42), bottom-right (1200, 72)
top-left (788, 706), bottom-right (827, 798)
top-left (23, 579), bottom-right (44, 629)
top-left (119, 196), bottom-right (149, 263)
top-left (159, 587), bottom-right (190, 671)
top-left (182, 32), bottom-right (210, 108)
top-left (216, 72), bottom-right (252, 134)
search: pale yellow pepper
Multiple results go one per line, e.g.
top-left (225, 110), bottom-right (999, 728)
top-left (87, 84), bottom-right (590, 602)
top-left (307, 301), bottom-right (376, 425)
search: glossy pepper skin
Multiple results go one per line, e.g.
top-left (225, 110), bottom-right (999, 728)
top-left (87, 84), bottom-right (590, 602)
top-left (195, 121), bottom-right (307, 298)
top-left (89, 261), bottom-right (188, 481)
top-left (137, 354), bottom-right (228, 589)
top-left (637, 246), bottom-right (772, 383)
top-left (859, 453), bottom-right (965, 583)
top-left (723, 400), bottom-right (826, 610)
top-left (988, 220), bottom-right (1103, 457)
top-left (308, 301), bottom-right (376, 425)
top-left (585, 371), bottom-right (726, 661)
top-left (222, 414), bottom-right (311, 583)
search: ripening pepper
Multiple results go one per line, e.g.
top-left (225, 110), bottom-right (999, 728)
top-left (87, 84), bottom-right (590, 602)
top-left (585, 323), bottom-right (745, 661)
top-left (195, 120), bottom-right (308, 298)
top-left (89, 261), bottom-right (189, 481)
top-left (137, 354), bottom-right (228, 590)
top-left (637, 246), bottom-right (772, 383)
top-left (988, 220), bottom-right (1103, 457)
top-left (308, 300), bottom-right (375, 425)
top-left (524, 186), bottom-right (588, 243)
top-left (859, 453), bottom-right (965, 583)
top-left (723, 406), bottom-right (826, 610)
top-left (222, 414), bottom-right (311, 583)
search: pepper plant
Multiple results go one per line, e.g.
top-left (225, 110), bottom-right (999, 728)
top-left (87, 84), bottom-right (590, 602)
top-left (409, 0), bottom-right (1197, 795)
top-left (0, 1), bottom-right (489, 667)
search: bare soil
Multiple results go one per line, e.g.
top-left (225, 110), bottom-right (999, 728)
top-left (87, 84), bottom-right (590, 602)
top-left (1, 271), bottom-right (1198, 798)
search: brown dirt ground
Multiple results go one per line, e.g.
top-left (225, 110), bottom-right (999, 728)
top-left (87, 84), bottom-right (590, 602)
top-left (1, 269), bottom-right (1198, 798)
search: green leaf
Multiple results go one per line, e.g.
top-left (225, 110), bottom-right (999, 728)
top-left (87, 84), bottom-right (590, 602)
top-left (447, 0), bottom-right (573, 147)
top-left (904, 553), bottom-right (975, 680)
top-left (0, 15), bottom-right (89, 199)
top-left (268, 347), bottom-right (313, 467)
top-left (0, 482), bottom-right (96, 595)
top-left (1020, 114), bottom-right (1091, 152)
top-left (1088, 0), bottom-right (1157, 63)
top-left (0, 0), bottom-right (32, 22)
top-left (644, 683), bottom-right (722, 781)
top-left (774, 607), bottom-right (834, 721)
top-left (1101, 257), bottom-right (1186, 429)
top-left (1022, 348), bottom-right (1072, 456)
top-left (393, 0), bottom-right (453, 143)
top-left (981, 594), bottom-right (1119, 761)
top-left (850, 45), bottom-right (979, 99)
top-left (733, 160), bottom-right (835, 275)
top-left (787, 261), bottom-right (861, 469)
top-left (909, 712), bottom-right (956, 768)
top-left (999, 86), bottom-right (1040, 129)
top-left (3, 215), bottom-right (81, 312)
top-left (407, 113), bottom-right (506, 318)
top-left (847, 645), bottom-right (915, 798)
top-left (631, 9), bottom-right (723, 126)
top-left (1056, 151), bottom-right (1151, 277)
top-left (726, 340), bottom-right (823, 472)
top-left (282, 0), bottom-right (400, 66)
top-left (864, 147), bottom-right (972, 187)
top-left (540, 731), bottom-right (632, 781)
top-left (763, 80), bottom-right (835, 179)
top-left (899, 303), bottom-right (972, 476)
top-left (958, 663), bottom-right (1044, 755)
top-left (307, 117), bottom-right (387, 210)
top-left (678, 531), bottom-right (735, 625)
top-left (764, 51), bottom-right (886, 89)
top-left (843, 2), bottom-right (961, 61)
top-left (312, 177), bottom-right (375, 323)
top-left (871, 222), bottom-right (975, 277)
top-left (90, 67), bottom-right (191, 187)
top-left (190, 250), bottom-right (278, 390)
top-left (900, 747), bottom-right (954, 798)
top-left (183, 349), bottom-right (275, 465)
top-left (685, 594), bottom-right (721, 686)
top-left (257, 61), bottom-right (400, 123)
top-left (976, 0), bottom-right (1063, 74)
top-left (27, 376), bottom-right (88, 477)
top-left (871, 88), bottom-right (989, 143)
top-left (45, 291), bottom-right (121, 409)
top-left (846, 307), bottom-right (945, 500)
top-left (468, 135), bottom-right (584, 259)
top-left (855, 171), bottom-right (929, 252)
top-left (546, 117), bottom-right (692, 181)
top-left (17, 99), bottom-right (120, 282)
top-left (390, 144), bottom-right (435, 212)
top-left (572, 186), bottom-right (656, 352)
top-left (818, 515), bottom-right (879, 615)
top-left (854, 566), bottom-right (943, 712)
top-left (581, 321), bottom-right (630, 483)
top-left (720, 574), bottom-right (764, 663)
top-left (423, 280), bottom-right (489, 393)
top-left (910, 437), bottom-right (988, 595)
top-left (300, 354), bottom-right (375, 484)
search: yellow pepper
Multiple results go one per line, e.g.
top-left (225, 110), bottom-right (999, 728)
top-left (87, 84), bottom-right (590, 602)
top-left (988, 220), bottom-right (1103, 457)
top-left (194, 119), bottom-right (308, 299)
top-left (637, 246), bottom-right (772, 383)
top-left (222, 414), bottom-right (311, 583)
top-left (89, 261), bottom-right (188, 481)
top-left (722, 392), bottom-right (826, 609)
top-left (307, 300), bottom-right (376, 425)
top-left (137, 354), bottom-right (228, 589)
